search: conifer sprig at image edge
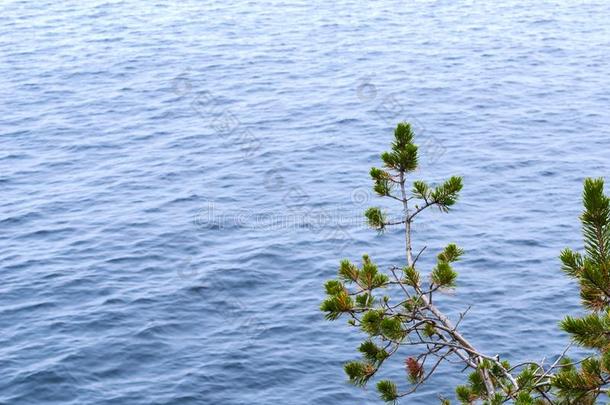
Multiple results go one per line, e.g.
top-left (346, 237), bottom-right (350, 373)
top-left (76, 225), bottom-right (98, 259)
top-left (321, 121), bottom-right (610, 404)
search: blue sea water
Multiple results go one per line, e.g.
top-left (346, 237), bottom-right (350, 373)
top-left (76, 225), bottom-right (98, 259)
top-left (1, 1), bottom-right (610, 403)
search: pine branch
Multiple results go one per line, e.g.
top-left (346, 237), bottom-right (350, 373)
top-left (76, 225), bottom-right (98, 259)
top-left (321, 122), bottom-right (609, 404)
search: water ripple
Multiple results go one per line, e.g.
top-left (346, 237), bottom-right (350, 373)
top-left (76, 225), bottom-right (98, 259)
top-left (1, 0), bottom-right (610, 404)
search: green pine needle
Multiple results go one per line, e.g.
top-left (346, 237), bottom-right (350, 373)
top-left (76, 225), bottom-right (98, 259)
top-left (376, 380), bottom-right (399, 403)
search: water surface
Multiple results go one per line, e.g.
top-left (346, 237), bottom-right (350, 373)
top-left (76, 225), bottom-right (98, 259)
top-left (1, 1), bottom-right (610, 403)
